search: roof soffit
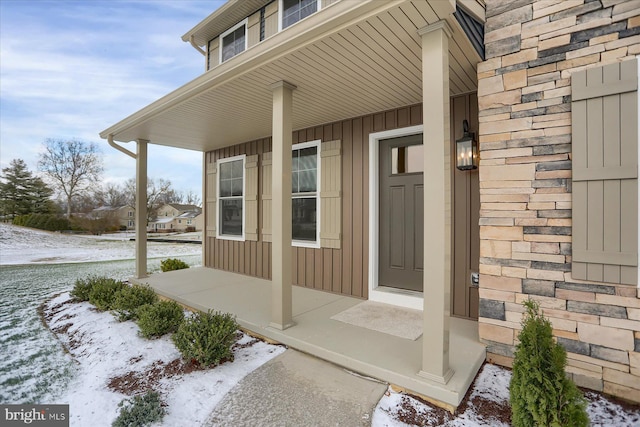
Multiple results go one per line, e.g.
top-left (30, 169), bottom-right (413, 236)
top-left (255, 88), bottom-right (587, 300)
top-left (102, 0), bottom-right (481, 152)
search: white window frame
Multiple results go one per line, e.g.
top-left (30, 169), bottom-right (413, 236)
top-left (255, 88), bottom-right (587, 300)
top-left (278, 0), bottom-right (320, 31)
top-left (216, 155), bottom-right (246, 241)
top-left (219, 18), bottom-right (248, 64)
top-left (292, 140), bottom-right (321, 248)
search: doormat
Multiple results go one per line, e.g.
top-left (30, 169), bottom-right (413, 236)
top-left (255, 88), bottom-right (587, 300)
top-left (330, 301), bottom-right (422, 340)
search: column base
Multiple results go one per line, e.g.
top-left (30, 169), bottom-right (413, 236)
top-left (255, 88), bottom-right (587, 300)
top-left (268, 321), bottom-right (296, 331)
top-left (417, 368), bottom-right (454, 385)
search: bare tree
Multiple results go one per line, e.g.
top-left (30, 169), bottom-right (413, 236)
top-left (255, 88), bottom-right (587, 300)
top-left (125, 177), bottom-right (174, 222)
top-left (38, 139), bottom-right (103, 217)
top-left (97, 182), bottom-right (128, 207)
top-left (184, 190), bottom-right (201, 207)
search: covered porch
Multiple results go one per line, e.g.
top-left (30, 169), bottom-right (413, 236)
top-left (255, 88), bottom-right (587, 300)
top-left (102, 0), bottom-right (487, 411)
top-left (134, 267), bottom-right (486, 409)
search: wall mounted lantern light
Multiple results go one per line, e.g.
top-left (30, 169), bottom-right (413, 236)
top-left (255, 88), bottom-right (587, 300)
top-left (455, 119), bottom-right (478, 171)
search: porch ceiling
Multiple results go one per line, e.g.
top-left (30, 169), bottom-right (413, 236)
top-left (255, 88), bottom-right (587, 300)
top-left (100, 0), bottom-right (481, 153)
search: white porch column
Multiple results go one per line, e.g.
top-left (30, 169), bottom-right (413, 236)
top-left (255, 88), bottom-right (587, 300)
top-left (270, 80), bottom-right (296, 330)
top-left (418, 20), bottom-right (454, 384)
top-left (135, 139), bottom-right (148, 279)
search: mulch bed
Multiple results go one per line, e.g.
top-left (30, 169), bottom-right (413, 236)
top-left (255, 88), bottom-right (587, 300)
top-left (107, 333), bottom-right (264, 396)
top-left (389, 363), bottom-right (511, 426)
top-left (107, 359), bottom-right (202, 395)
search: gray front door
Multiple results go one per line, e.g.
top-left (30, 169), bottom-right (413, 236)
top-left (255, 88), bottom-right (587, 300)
top-left (379, 134), bottom-right (424, 292)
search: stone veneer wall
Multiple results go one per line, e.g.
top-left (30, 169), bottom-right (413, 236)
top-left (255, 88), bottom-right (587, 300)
top-left (477, 0), bottom-right (640, 402)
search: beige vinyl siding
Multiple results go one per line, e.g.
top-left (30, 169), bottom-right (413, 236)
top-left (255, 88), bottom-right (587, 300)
top-left (320, 139), bottom-right (341, 248)
top-left (322, 0), bottom-right (339, 7)
top-left (207, 38), bottom-right (220, 70)
top-left (204, 103), bottom-right (422, 298)
top-left (571, 60), bottom-right (638, 285)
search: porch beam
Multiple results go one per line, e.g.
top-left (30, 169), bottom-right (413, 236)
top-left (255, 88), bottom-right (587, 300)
top-left (135, 139), bottom-right (149, 279)
top-left (270, 80), bottom-right (296, 330)
top-left (418, 20), bottom-right (454, 384)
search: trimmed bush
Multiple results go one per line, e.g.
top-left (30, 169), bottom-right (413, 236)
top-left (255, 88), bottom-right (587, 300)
top-left (12, 213), bottom-right (71, 231)
top-left (88, 278), bottom-right (127, 311)
top-left (160, 258), bottom-right (189, 272)
top-left (112, 285), bottom-right (158, 321)
top-left (510, 299), bottom-right (589, 427)
top-left (172, 310), bottom-right (238, 367)
top-left (70, 276), bottom-right (96, 302)
top-left (112, 391), bottom-right (165, 427)
top-left (137, 300), bottom-right (184, 339)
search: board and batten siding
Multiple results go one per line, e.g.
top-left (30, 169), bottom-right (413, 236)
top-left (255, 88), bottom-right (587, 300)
top-left (204, 104), bottom-right (423, 298)
top-left (571, 60), bottom-right (638, 285)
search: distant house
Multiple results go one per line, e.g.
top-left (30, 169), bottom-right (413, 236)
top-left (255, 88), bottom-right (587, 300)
top-left (90, 205), bottom-right (135, 230)
top-left (148, 203), bottom-right (202, 232)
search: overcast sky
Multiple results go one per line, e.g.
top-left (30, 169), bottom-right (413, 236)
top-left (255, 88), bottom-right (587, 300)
top-left (0, 0), bottom-right (226, 198)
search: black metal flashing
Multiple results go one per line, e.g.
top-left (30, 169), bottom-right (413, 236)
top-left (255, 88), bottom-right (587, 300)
top-left (454, 5), bottom-right (485, 61)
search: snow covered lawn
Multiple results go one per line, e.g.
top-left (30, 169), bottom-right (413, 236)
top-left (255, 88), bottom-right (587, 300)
top-left (43, 292), bottom-right (285, 426)
top-left (0, 223), bottom-right (200, 265)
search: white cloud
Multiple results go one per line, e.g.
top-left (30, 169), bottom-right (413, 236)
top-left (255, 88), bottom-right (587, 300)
top-left (0, 0), bottom-right (224, 195)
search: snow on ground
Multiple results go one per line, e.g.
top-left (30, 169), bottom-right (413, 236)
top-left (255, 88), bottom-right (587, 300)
top-left (0, 223), bottom-right (200, 265)
top-left (44, 292), bottom-right (285, 426)
top-left (47, 287), bottom-right (640, 427)
top-left (374, 363), bottom-right (640, 427)
top-left (12, 222), bottom-right (640, 426)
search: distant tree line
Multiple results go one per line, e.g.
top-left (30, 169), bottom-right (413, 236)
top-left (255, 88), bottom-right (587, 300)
top-left (0, 139), bottom-right (201, 234)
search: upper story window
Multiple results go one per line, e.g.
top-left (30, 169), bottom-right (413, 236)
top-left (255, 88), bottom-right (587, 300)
top-left (217, 155), bottom-right (245, 240)
top-left (280, 0), bottom-right (319, 30)
top-left (292, 140), bottom-right (320, 247)
top-left (220, 19), bottom-right (248, 63)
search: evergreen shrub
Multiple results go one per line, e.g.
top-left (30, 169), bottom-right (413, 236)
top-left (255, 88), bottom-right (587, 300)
top-left (12, 213), bottom-right (70, 231)
top-left (510, 299), bottom-right (589, 427)
top-left (112, 284), bottom-right (158, 321)
top-left (88, 277), bottom-right (127, 311)
top-left (172, 310), bottom-right (238, 367)
top-left (70, 276), bottom-right (97, 302)
top-left (112, 391), bottom-right (165, 427)
top-left (160, 258), bottom-right (189, 272)
top-left (137, 300), bottom-right (184, 338)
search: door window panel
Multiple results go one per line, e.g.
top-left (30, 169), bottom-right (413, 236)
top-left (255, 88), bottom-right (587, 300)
top-left (391, 145), bottom-right (424, 174)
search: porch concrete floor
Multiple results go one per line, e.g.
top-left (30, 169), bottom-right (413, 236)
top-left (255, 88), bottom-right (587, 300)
top-left (134, 267), bottom-right (486, 409)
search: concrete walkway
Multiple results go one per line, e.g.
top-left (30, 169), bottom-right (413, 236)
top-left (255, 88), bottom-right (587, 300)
top-left (205, 349), bottom-right (388, 426)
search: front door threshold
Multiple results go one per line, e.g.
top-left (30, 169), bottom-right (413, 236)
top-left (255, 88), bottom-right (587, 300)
top-left (369, 286), bottom-right (423, 310)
